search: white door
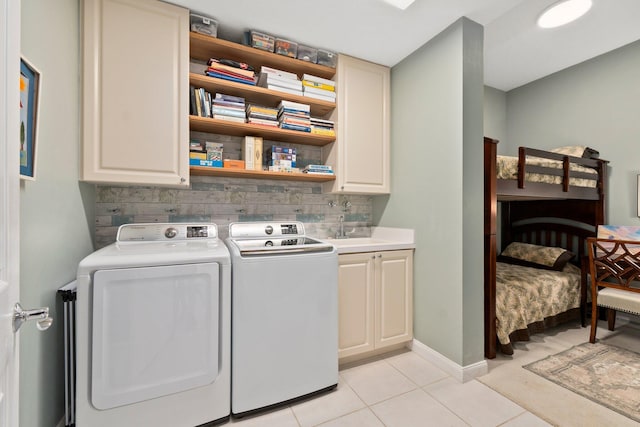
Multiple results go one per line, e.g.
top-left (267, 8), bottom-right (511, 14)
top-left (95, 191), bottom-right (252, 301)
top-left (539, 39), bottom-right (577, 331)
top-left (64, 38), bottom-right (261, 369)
top-left (0, 0), bottom-right (21, 425)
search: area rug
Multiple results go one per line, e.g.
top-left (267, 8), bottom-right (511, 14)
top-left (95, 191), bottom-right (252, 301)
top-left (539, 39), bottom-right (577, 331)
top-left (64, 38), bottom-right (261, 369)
top-left (523, 342), bottom-right (640, 423)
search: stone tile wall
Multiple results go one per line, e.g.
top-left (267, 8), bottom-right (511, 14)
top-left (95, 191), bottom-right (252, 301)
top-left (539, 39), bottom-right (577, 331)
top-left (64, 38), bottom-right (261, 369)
top-left (95, 175), bottom-right (373, 248)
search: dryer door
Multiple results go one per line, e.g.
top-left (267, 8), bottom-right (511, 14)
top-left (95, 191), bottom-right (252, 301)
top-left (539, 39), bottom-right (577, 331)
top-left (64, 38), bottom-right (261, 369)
top-left (91, 262), bottom-right (219, 410)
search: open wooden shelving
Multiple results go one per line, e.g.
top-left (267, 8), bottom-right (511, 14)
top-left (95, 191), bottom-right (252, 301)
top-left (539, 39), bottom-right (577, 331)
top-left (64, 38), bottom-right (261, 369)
top-left (189, 32), bottom-right (338, 182)
top-left (189, 116), bottom-right (334, 146)
top-left (190, 166), bottom-right (336, 182)
top-left (189, 73), bottom-right (335, 117)
top-left (190, 33), bottom-right (336, 80)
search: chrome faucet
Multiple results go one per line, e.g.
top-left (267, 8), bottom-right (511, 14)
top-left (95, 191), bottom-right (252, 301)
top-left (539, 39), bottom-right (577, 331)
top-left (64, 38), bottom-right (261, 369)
top-left (335, 215), bottom-right (348, 239)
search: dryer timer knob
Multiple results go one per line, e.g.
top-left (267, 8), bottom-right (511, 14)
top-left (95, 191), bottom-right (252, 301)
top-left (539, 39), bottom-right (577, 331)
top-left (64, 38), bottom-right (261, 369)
top-left (164, 227), bottom-right (178, 239)
top-left (265, 225), bottom-right (273, 235)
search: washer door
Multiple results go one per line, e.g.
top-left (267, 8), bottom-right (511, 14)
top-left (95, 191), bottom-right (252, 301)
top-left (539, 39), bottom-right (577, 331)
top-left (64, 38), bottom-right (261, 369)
top-left (91, 262), bottom-right (219, 410)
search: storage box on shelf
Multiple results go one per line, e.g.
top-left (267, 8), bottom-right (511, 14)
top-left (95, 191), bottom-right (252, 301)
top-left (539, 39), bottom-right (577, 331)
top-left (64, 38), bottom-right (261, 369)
top-left (188, 32), bottom-right (337, 182)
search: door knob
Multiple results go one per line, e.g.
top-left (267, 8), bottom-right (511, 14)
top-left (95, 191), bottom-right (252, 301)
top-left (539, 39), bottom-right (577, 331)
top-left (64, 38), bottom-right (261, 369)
top-left (13, 303), bottom-right (53, 332)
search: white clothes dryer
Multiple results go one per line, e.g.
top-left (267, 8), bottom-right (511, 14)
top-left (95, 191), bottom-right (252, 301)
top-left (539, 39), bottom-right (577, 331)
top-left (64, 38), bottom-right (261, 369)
top-left (75, 223), bottom-right (230, 427)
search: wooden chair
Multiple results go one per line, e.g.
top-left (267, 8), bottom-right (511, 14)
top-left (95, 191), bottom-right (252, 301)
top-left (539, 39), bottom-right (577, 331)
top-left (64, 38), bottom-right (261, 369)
top-left (587, 237), bottom-right (640, 343)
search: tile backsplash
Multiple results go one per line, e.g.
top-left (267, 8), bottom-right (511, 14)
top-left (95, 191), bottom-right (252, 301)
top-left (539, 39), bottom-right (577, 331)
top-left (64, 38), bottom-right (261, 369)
top-left (95, 175), bottom-right (373, 248)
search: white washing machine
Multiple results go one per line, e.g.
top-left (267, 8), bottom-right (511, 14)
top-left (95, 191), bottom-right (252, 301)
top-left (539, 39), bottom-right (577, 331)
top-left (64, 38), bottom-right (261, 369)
top-left (75, 223), bottom-right (230, 427)
top-left (225, 222), bottom-right (338, 417)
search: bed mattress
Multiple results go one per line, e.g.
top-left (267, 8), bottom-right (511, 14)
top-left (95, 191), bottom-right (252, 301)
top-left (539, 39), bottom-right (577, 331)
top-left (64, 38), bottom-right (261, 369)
top-left (496, 155), bottom-right (597, 188)
top-left (496, 261), bottom-right (581, 346)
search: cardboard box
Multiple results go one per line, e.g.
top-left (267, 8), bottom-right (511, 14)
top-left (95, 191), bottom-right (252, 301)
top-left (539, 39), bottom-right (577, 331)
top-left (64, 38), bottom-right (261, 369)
top-left (224, 159), bottom-right (245, 169)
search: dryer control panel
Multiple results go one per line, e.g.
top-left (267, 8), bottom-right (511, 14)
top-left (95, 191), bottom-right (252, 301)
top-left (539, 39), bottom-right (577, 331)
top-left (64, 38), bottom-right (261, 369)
top-left (116, 223), bottom-right (219, 242)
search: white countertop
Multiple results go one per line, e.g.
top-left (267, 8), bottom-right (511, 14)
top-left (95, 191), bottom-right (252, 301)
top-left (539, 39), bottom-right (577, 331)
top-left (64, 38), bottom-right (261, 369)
top-left (322, 227), bottom-right (415, 254)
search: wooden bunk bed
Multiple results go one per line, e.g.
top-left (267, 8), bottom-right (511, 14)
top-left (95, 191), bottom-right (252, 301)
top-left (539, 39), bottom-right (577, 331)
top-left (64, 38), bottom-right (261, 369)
top-left (484, 137), bottom-right (608, 359)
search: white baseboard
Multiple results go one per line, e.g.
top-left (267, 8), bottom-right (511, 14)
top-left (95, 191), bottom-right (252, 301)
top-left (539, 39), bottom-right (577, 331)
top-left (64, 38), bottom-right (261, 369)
top-left (409, 339), bottom-right (488, 383)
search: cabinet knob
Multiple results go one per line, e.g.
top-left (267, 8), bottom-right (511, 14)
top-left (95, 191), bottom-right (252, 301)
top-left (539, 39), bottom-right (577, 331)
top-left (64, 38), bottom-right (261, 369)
top-left (377, 254), bottom-right (382, 258)
top-left (180, 177), bottom-right (186, 183)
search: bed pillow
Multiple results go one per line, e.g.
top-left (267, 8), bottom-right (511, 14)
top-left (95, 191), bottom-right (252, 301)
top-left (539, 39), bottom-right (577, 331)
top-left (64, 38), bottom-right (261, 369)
top-left (550, 145), bottom-right (586, 157)
top-left (582, 147), bottom-right (600, 159)
top-left (499, 242), bottom-right (574, 271)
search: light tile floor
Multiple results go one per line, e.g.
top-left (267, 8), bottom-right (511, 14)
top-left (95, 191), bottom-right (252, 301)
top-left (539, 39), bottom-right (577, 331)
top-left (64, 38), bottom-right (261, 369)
top-left (229, 316), bottom-right (640, 426)
top-left (229, 349), bottom-right (551, 426)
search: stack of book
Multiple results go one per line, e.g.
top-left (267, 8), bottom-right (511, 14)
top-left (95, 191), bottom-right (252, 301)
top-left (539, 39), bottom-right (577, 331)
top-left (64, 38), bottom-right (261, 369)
top-left (302, 164), bottom-right (334, 175)
top-left (278, 100), bottom-right (311, 132)
top-left (302, 74), bottom-right (336, 102)
top-left (245, 104), bottom-right (279, 127)
top-left (257, 66), bottom-right (303, 96)
top-left (242, 136), bottom-right (264, 170)
top-left (211, 93), bottom-right (246, 123)
top-left (207, 59), bottom-right (256, 86)
top-left (310, 117), bottom-right (335, 137)
top-left (266, 146), bottom-right (297, 172)
top-left (190, 87), bottom-right (212, 117)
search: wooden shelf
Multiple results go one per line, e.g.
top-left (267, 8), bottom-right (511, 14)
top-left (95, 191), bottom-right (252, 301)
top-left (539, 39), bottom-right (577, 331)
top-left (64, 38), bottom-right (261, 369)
top-left (190, 166), bottom-right (336, 182)
top-left (189, 73), bottom-right (335, 117)
top-left (190, 32), bottom-right (336, 80)
top-left (189, 116), bottom-right (335, 146)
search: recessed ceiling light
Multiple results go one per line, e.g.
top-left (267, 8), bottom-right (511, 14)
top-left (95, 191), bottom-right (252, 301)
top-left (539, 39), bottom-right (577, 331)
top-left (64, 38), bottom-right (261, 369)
top-left (381, 0), bottom-right (415, 11)
top-left (537, 0), bottom-right (593, 28)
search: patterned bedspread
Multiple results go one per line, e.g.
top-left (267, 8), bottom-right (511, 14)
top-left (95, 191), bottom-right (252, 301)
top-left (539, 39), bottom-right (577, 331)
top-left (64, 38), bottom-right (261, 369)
top-left (496, 262), bottom-right (581, 345)
top-left (496, 155), bottom-right (597, 188)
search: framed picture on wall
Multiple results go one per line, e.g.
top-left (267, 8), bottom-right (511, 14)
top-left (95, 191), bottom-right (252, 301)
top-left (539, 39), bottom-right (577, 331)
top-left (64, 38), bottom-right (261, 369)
top-left (19, 56), bottom-right (40, 180)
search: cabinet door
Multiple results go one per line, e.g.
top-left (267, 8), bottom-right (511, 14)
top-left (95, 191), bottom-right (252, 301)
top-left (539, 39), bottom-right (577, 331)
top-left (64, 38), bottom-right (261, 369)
top-left (325, 55), bottom-right (390, 194)
top-left (338, 253), bottom-right (375, 359)
top-left (375, 250), bottom-right (413, 348)
top-left (82, 0), bottom-right (189, 186)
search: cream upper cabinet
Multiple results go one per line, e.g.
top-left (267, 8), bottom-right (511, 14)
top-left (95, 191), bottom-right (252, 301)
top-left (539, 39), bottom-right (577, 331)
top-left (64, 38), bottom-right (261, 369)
top-left (82, 0), bottom-right (190, 186)
top-left (324, 55), bottom-right (390, 194)
top-left (338, 250), bottom-right (413, 361)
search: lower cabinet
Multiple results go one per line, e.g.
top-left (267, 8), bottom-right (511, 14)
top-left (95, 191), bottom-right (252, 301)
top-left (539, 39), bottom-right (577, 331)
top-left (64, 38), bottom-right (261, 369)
top-left (338, 249), bottom-right (413, 360)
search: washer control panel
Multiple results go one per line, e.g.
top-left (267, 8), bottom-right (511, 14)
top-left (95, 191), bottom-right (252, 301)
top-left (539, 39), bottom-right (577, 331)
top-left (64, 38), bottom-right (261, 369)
top-left (117, 223), bottom-right (218, 242)
top-left (229, 222), bottom-right (305, 239)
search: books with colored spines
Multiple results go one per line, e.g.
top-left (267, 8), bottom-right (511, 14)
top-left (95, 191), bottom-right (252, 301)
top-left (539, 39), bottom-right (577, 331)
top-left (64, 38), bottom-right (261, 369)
top-left (303, 84), bottom-right (336, 102)
top-left (266, 146), bottom-right (296, 169)
top-left (310, 117), bottom-right (335, 136)
top-left (257, 73), bottom-right (303, 91)
top-left (206, 70), bottom-right (256, 85)
top-left (278, 100), bottom-right (311, 132)
top-left (302, 74), bottom-right (336, 88)
top-left (212, 93), bottom-right (246, 122)
top-left (209, 59), bottom-right (256, 78)
top-left (303, 164), bottom-right (334, 174)
top-left (302, 80), bottom-right (335, 92)
top-left (260, 66), bottom-right (298, 80)
top-left (242, 136), bottom-right (264, 171)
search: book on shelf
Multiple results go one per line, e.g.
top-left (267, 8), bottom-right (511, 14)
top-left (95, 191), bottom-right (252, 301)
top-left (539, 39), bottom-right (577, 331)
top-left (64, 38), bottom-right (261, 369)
top-left (213, 99), bottom-right (246, 109)
top-left (302, 85), bottom-right (337, 98)
top-left (214, 93), bottom-right (245, 104)
top-left (194, 88), bottom-right (203, 117)
top-left (303, 92), bottom-right (336, 102)
top-left (248, 117), bottom-right (279, 127)
top-left (189, 85), bottom-right (197, 116)
top-left (279, 100), bottom-right (311, 113)
top-left (257, 73), bottom-right (303, 91)
top-left (212, 106), bottom-right (246, 119)
top-left (207, 66), bottom-right (256, 82)
top-left (246, 104), bottom-right (279, 116)
top-left (212, 114), bottom-right (246, 123)
top-left (303, 164), bottom-right (333, 171)
top-left (302, 73), bottom-right (335, 87)
top-left (310, 127), bottom-right (336, 137)
top-left (206, 71), bottom-right (256, 86)
top-left (267, 85), bottom-right (303, 96)
top-left (208, 59), bottom-right (255, 78)
top-left (190, 159), bottom-right (222, 168)
top-left (260, 66), bottom-right (298, 80)
top-left (280, 122), bottom-right (311, 132)
top-left (302, 80), bottom-right (335, 92)
top-left (310, 117), bottom-right (335, 126)
top-left (242, 136), bottom-right (255, 170)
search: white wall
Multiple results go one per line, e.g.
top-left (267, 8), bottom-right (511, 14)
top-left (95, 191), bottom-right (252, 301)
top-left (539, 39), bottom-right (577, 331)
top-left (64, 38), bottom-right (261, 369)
top-left (504, 39), bottom-right (640, 226)
top-left (20, 1), bottom-right (95, 426)
top-left (373, 18), bottom-right (485, 367)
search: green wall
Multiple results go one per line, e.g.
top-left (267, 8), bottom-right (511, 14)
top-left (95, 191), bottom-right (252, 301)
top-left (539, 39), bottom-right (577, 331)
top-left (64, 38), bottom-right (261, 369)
top-left (373, 18), bottom-right (485, 367)
top-left (20, 1), bottom-right (95, 426)
top-left (501, 39), bottom-right (640, 226)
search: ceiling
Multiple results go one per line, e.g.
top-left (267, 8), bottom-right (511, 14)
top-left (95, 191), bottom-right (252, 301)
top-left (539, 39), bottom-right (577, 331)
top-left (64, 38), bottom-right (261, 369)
top-left (171, 0), bottom-right (640, 91)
